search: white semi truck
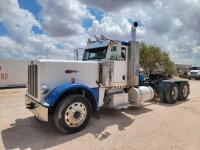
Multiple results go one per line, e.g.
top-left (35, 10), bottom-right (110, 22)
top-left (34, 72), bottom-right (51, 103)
top-left (25, 22), bottom-right (190, 133)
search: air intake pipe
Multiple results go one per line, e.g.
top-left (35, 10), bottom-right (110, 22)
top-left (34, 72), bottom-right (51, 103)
top-left (127, 21), bottom-right (140, 87)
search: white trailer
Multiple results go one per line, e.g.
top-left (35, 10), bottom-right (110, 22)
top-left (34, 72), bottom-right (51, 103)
top-left (0, 60), bottom-right (28, 88)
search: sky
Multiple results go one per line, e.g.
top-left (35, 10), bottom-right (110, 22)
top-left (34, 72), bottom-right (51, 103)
top-left (0, 0), bottom-right (199, 65)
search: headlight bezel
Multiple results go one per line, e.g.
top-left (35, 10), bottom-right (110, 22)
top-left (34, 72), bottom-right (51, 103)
top-left (41, 85), bottom-right (50, 95)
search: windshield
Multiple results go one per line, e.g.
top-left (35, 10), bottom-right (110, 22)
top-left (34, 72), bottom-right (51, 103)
top-left (190, 67), bottom-right (200, 70)
top-left (82, 47), bottom-right (108, 61)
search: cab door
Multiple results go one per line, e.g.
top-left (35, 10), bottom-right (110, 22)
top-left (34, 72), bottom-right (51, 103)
top-left (109, 43), bottom-right (128, 86)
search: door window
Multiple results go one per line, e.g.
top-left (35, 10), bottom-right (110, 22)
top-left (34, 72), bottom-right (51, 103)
top-left (121, 47), bottom-right (126, 61)
top-left (110, 46), bottom-right (117, 60)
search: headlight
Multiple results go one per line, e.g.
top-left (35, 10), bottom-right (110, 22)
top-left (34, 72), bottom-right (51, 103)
top-left (41, 85), bottom-right (50, 95)
top-left (198, 72), bottom-right (200, 74)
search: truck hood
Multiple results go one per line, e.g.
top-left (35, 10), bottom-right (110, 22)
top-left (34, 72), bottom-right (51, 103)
top-left (31, 59), bottom-right (100, 96)
top-left (36, 59), bottom-right (99, 65)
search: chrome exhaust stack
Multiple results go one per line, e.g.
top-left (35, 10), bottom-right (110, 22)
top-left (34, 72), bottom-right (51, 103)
top-left (128, 22), bottom-right (140, 87)
top-left (131, 22), bottom-right (138, 41)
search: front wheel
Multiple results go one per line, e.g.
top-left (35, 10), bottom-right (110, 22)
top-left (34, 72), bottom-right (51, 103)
top-left (54, 95), bottom-right (91, 134)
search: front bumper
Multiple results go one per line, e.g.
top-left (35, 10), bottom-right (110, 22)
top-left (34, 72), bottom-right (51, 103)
top-left (188, 74), bottom-right (200, 79)
top-left (25, 93), bottom-right (48, 122)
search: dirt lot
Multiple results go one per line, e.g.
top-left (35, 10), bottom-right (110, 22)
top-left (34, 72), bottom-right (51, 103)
top-left (0, 80), bottom-right (200, 150)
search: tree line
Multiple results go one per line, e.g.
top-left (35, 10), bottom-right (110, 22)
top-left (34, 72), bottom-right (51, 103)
top-left (139, 42), bottom-right (175, 75)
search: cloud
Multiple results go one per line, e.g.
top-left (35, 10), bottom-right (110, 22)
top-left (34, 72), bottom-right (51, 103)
top-left (85, 0), bottom-right (200, 64)
top-left (0, 0), bottom-right (40, 42)
top-left (80, 0), bottom-right (155, 12)
top-left (0, 0), bottom-right (199, 65)
top-left (142, 0), bottom-right (200, 64)
top-left (37, 0), bottom-right (88, 37)
top-left (0, 0), bottom-right (85, 60)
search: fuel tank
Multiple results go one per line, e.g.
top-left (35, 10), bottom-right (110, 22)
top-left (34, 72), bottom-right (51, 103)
top-left (128, 86), bottom-right (154, 104)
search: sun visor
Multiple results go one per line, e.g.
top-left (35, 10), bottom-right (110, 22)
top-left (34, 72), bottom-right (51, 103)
top-left (85, 40), bottom-right (110, 49)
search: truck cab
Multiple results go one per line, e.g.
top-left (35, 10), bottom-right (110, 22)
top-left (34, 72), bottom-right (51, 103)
top-left (82, 39), bottom-right (129, 87)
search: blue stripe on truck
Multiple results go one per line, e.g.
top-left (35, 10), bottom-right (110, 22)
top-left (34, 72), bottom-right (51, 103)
top-left (44, 83), bottom-right (99, 110)
top-left (90, 87), bottom-right (99, 107)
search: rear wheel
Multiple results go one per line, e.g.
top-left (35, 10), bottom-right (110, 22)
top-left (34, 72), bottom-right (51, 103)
top-left (159, 92), bottom-right (166, 103)
top-left (178, 83), bottom-right (189, 101)
top-left (165, 84), bottom-right (179, 104)
top-left (54, 95), bottom-right (91, 134)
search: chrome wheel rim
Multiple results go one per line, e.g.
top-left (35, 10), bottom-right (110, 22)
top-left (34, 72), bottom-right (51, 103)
top-left (172, 86), bottom-right (178, 100)
top-left (183, 85), bottom-right (188, 98)
top-left (65, 102), bottom-right (87, 127)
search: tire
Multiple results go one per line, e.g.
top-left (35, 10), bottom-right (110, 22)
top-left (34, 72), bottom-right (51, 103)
top-left (54, 95), bottom-right (92, 134)
top-left (159, 92), bottom-right (166, 103)
top-left (165, 83), bottom-right (179, 104)
top-left (178, 83), bottom-right (189, 101)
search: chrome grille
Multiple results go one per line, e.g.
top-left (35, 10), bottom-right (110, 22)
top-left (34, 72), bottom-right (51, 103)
top-left (28, 64), bottom-right (38, 98)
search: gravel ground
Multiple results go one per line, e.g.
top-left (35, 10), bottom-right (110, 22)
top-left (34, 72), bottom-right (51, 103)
top-left (0, 80), bottom-right (200, 150)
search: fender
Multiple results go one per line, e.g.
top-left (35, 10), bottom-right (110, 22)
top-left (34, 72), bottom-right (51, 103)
top-left (158, 80), bottom-right (172, 93)
top-left (158, 80), bottom-right (188, 93)
top-left (44, 83), bottom-right (99, 110)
